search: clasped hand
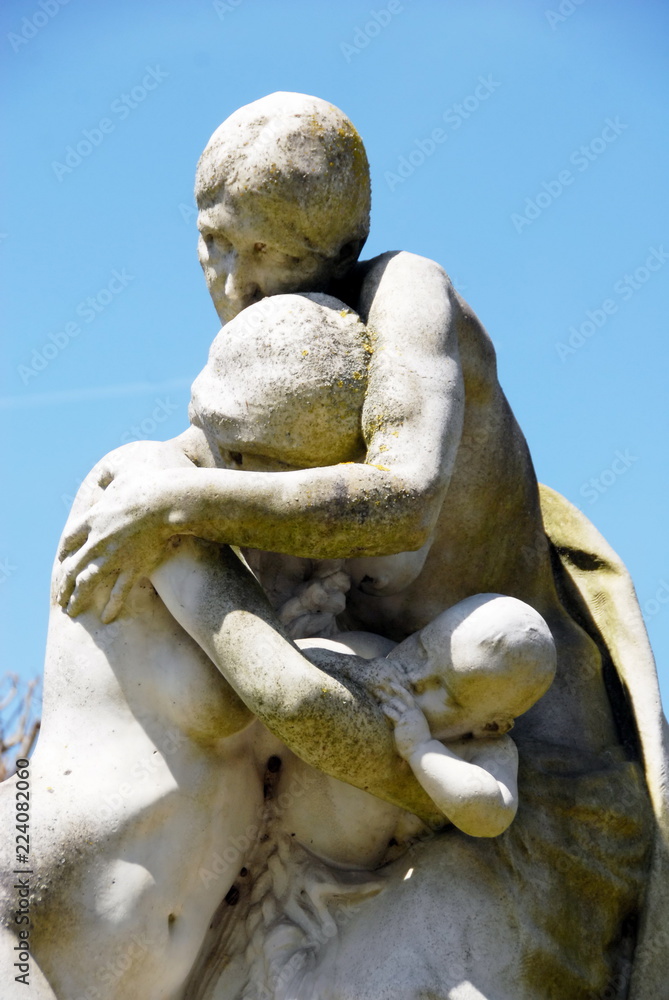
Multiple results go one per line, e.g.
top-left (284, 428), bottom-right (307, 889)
top-left (56, 464), bottom-right (177, 623)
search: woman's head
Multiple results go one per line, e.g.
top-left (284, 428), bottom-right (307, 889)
top-left (189, 292), bottom-right (373, 470)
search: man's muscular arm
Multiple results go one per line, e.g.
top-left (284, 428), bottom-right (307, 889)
top-left (58, 253), bottom-right (464, 621)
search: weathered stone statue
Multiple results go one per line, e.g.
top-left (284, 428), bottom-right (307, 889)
top-left (1, 92), bottom-right (667, 1000)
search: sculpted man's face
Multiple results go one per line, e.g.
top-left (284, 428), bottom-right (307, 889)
top-left (197, 188), bottom-right (342, 324)
top-left (196, 93), bottom-right (370, 322)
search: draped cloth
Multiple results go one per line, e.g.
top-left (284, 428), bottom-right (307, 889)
top-left (539, 484), bottom-right (669, 1000)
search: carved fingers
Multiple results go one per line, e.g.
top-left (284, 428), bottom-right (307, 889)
top-left (55, 474), bottom-right (171, 620)
top-left (389, 706), bottom-right (432, 760)
top-left (371, 681), bottom-right (431, 760)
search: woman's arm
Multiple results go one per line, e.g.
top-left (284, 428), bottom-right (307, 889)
top-left (149, 536), bottom-right (445, 825)
top-left (57, 253), bottom-right (465, 621)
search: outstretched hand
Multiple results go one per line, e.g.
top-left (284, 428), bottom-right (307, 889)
top-left (56, 469), bottom-right (176, 623)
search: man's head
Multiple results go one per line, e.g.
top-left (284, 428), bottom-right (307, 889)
top-left (189, 292), bottom-right (372, 470)
top-left (391, 594), bottom-right (557, 740)
top-left (195, 92), bottom-right (371, 323)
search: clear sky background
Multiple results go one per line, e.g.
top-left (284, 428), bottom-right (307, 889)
top-left (2, 0), bottom-right (668, 718)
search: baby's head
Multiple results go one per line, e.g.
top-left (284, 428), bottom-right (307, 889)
top-left (390, 594), bottom-right (557, 739)
top-left (196, 92), bottom-right (371, 323)
top-left (189, 291), bottom-right (372, 470)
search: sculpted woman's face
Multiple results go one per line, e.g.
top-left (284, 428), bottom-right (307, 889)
top-left (197, 188), bottom-right (343, 324)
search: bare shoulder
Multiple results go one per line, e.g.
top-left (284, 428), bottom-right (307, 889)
top-left (91, 426), bottom-right (215, 475)
top-left (356, 251), bottom-right (502, 414)
top-left (98, 435), bottom-right (194, 473)
top-left (357, 250), bottom-right (454, 314)
top-left (367, 249), bottom-right (450, 276)
top-left (356, 251), bottom-right (495, 369)
top-left (351, 251), bottom-right (460, 374)
top-left (64, 434), bottom-right (199, 524)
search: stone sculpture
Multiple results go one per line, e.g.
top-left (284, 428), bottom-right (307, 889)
top-left (1, 92), bottom-right (667, 1000)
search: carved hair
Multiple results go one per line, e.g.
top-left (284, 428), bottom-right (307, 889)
top-left (189, 292), bottom-right (372, 469)
top-left (195, 92), bottom-right (371, 259)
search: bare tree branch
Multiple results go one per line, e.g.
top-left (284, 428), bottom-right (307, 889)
top-left (0, 673), bottom-right (42, 781)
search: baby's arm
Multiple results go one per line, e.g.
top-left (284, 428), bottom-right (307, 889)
top-left (383, 687), bottom-right (518, 838)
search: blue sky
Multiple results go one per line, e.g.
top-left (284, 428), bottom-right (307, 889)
top-left (2, 0), bottom-right (668, 715)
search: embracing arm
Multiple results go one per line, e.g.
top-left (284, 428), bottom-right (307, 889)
top-left (150, 537), bottom-right (445, 825)
top-left (57, 253), bottom-right (464, 619)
